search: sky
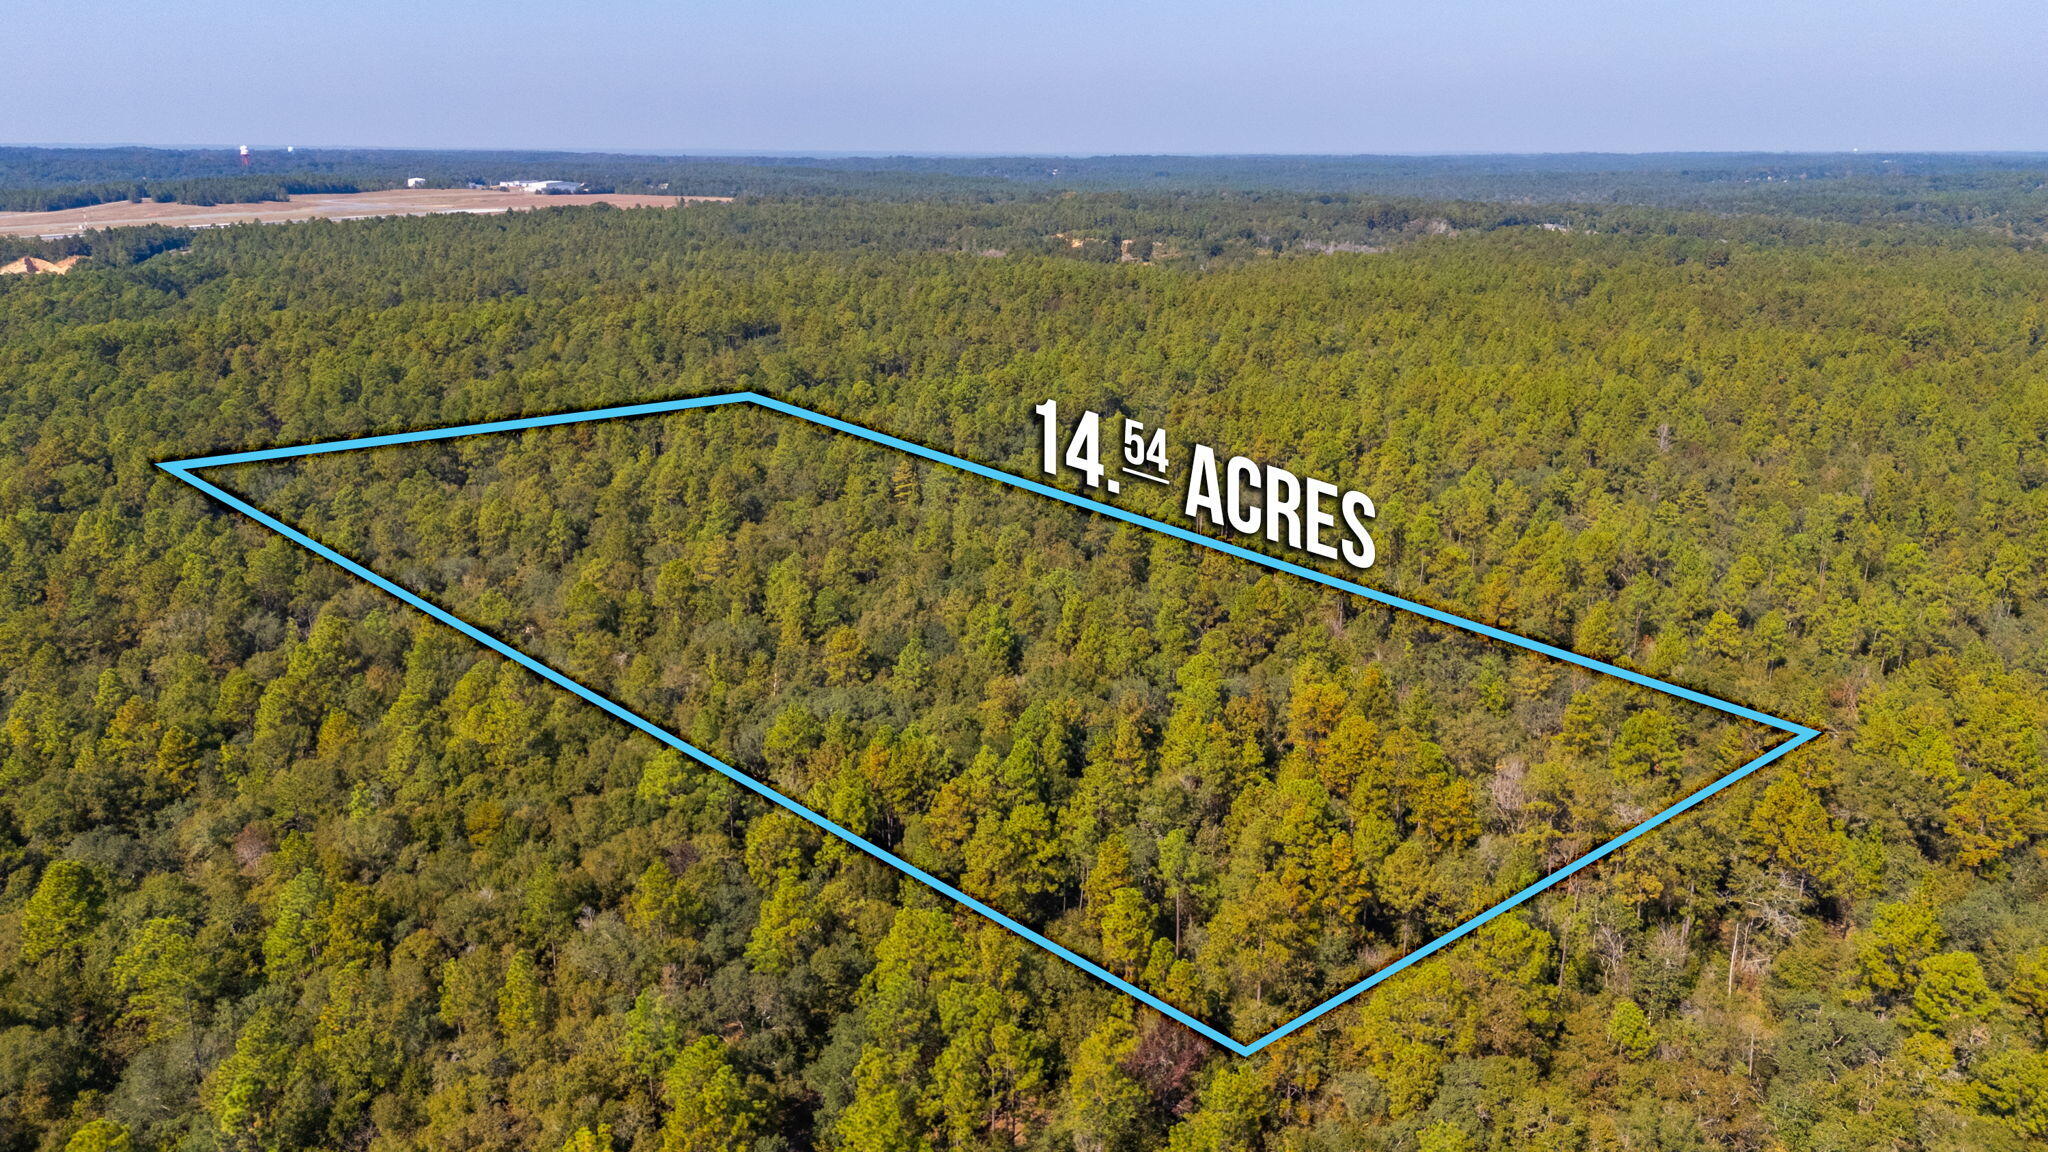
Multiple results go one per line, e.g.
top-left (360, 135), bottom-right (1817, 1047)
top-left (9, 0), bottom-right (2044, 154)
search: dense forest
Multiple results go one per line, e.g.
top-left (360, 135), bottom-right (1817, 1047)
top-left (1, 177), bottom-right (2047, 1152)
top-left (218, 402), bottom-right (1758, 1032)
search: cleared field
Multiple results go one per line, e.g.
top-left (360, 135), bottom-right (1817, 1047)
top-left (0, 187), bottom-right (729, 237)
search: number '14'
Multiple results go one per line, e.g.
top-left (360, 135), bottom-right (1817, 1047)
top-left (1034, 399), bottom-right (1104, 488)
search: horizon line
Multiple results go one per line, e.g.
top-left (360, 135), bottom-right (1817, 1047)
top-left (8, 142), bottom-right (2048, 161)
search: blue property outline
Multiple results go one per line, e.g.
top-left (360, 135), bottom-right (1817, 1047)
top-left (159, 392), bottom-right (1819, 1056)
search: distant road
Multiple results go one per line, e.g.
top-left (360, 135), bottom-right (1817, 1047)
top-left (0, 187), bottom-right (731, 238)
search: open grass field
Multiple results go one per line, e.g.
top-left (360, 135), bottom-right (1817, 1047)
top-left (0, 186), bottom-right (728, 237)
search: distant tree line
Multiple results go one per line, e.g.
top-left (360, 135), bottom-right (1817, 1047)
top-left (3, 147), bottom-right (2048, 232)
top-left (0, 177), bottom-right (368, 214)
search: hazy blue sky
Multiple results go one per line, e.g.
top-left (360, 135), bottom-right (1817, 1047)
top-left (10, 0), bottom-right (2043, 153)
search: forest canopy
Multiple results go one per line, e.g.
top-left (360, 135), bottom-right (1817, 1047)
top-left (0, 177), bottom-right (2045, 1152)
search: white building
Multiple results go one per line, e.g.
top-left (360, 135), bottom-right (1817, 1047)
top-left (406, 177), bottom-right (427, 188)
top-left (495, 180), bottom-right (583, 195)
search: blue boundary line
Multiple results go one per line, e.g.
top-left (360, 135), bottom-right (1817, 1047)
top-left (159, 391), bottom-right (1819, 1056)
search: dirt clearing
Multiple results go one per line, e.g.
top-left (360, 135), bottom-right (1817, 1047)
top-left (0, 188), bottom-right (730, 238)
